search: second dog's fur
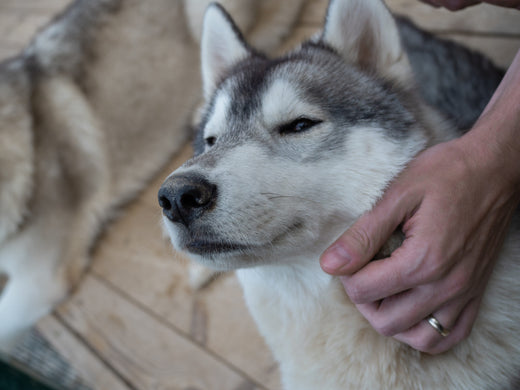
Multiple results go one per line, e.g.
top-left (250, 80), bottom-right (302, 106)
top-left (0, 0), bottom-right (306, 352)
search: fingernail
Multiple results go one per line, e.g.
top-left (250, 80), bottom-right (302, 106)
top-left (321, 244), bottom-right (351, 273)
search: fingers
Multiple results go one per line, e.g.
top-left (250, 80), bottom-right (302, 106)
top-left (353, 284), bottom-right (480, 355)
top-left (356, 297), bottom-right (478, 354)
top-left (353, 285), bottom-right (466, 336)
top-left (337, 240), bottom-right (430, 303)
top-left (320, 184), bottom-right (415, 276)
top-left (394, 298), bottom-right (480, 354)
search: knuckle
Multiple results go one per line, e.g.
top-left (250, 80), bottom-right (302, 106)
top-left (455, 322), bottom-right (474, 343)
top-left (411, 334), bottom-right (438, 353)
top-left (460, 325), bottom-right (473, 341)
top-left (375, 323), bottom-right (396, 337)
top-left (348, 225), bottom-right (373, 256)
top-left (402, 245), bottom-right (447, 283)
top-left (367, 313), bottom-right (400, 337)
top-left (401, 247), bottom-right (427, 280)
top-left (445, 269), bottom-right (472, 298)
top-left (368, 317), bottom-right (395, 337)
top-left (427, 259), bottom-right (447, 280)
top-left (420, 251), bottom-right (450, 282)
top-left (344, 283), bottom-right (364, 303)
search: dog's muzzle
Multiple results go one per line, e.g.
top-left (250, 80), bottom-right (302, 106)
top-left (158, 174), bottom-right (217, 226)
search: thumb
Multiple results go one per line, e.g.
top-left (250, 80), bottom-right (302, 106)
top-left (320, 191), bottom-right (407, 275)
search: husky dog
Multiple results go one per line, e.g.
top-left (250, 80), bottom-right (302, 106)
top-left (0, 0), bottom-right (305, 352)
top-left (159, 0), bottom-right (520, 388)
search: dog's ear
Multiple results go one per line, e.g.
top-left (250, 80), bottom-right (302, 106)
top-left (322, 0), bottom-right (411, 83)
top-left (201, 3), bottom-right (251, 100)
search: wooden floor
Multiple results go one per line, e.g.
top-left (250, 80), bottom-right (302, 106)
top-left (1, 1), bottom-right (519, 389)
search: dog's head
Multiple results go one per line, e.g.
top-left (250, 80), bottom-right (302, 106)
top-left (159, 0), bottom-right (439, 270)
top-left (0, 60), bottom-right (34, 246)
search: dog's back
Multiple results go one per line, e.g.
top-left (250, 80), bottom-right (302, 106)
top-left (398, 17), bottom-right (504, 131)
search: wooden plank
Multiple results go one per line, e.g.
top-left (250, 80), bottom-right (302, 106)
top-left (92, 199), bottom-right (195, 334)
top-left (36, 316), bottom-right (131, 390)
top-left (201, 274), bottom-right (282, 390)
top-left (90, 143), bottom-right (280, 388)
top-left (91, 146), bottom-right (196, 335)
top-left (57, 275), bottom-right (256, 390)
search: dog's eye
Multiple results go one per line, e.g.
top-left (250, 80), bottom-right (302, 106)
top-left (278, 118), bottom-right (322, 135)
top-left (205, 136), bottom-right (216, 147)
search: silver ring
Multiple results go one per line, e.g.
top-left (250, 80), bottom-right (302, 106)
top-left (426, 315), bottom-right (450, 337)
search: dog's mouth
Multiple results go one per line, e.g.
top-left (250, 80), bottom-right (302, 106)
top-left (177, 219), bottom-right (305, 258)
top-left (185, 240), bottom-right (251, 255)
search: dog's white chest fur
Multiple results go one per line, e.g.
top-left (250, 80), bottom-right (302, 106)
top-left (237, 248), bottom-right (520, 389)
top-left (236, 264), bottom-right (413, 389)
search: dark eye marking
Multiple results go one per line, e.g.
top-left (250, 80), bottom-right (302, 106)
top-left (205, 136), bottom-right (217, 147)
top-left (277, 117), bottom-right (322, 135)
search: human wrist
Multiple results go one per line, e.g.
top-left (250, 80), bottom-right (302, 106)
top-left (456, 114), bottom-right (520, 201)
top-left (458, 50), bottom-right (520, 191)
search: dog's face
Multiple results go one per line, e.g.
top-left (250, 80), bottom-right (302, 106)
top-left (0, 60), bottom-right (33, 246)
top-left (160, 0), bottom-right (430, 270)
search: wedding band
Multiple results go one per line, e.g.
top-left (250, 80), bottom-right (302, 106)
top-left (426, 315), bottom-right (450, 337)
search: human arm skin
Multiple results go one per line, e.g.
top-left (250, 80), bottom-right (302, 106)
top-left (420, 0), bottom-right (520, 10)
top-left (320, 49), bottom-right (520, 354)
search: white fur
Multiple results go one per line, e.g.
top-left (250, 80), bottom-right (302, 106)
top-left (202, 91), bottom-right (231, 149)
top-left (261, 79), bottom-right (323, 127)
top-left (323, 0), bottom-right (412, 83)
top-left (201, 4), bottom-right (250, 100)
top-left (0, 219), bottom-right (67, 352)
top-left (0, 65), bottom-right (33, 244)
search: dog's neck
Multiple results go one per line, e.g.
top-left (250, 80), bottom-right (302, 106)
top-left (237, 258), bottom-right (333, 300)
top-left (236, 229), bottom-right (405, 298)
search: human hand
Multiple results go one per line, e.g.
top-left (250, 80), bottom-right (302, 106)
top-left (320, 130), bottom-right (520, 354)
top-left (419, 0), bottom-right (520, 10)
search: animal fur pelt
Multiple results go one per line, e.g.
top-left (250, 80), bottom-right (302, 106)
top-left (0, 0), bottom-right (306, 352)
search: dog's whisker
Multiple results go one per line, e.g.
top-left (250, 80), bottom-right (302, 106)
top-left (260, 192), bottom-right (321, 205)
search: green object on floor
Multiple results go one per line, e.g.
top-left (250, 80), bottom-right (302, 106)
top-left (0, 359), bottom-right (56, 390)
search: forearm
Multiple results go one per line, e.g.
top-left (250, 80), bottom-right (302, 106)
top-left (458, 49), bottom-right (520, 189)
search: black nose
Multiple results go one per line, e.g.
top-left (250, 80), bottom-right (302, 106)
top-left (158, 174), bottom-right (217, 225)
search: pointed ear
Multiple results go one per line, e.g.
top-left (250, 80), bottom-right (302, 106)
top-left (322, 0), bottom-right (411, 83)
top-left (201, 3), bottom-right (251, 100)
